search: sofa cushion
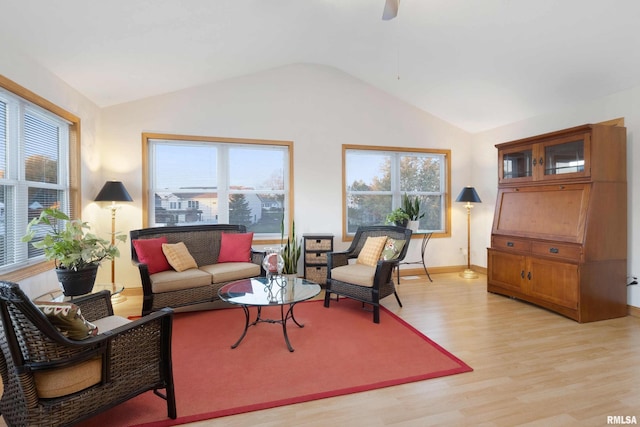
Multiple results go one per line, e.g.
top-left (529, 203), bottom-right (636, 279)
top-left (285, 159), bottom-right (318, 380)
top-left (380, 237), bottom-right (406, 261)
top-left (200, 262), bottom-right (261, 284)
top-left (150, 268), bottom-right (212, 293)
top-left (217, 232), bottom-right (254, 263)
top-left (162, 242), bottom-right (198, 272)
top-left (133, 237), bottom-right (171, 274)
top-left (331, 264), bottom-right (376, 287)
top-left (356, 236), bottom-right (387, 266)
top-left (36, 302), bottom-right (98, 340)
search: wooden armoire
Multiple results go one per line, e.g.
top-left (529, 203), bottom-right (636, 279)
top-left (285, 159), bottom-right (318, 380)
top-left (487, 122), bottom-right (627, 322)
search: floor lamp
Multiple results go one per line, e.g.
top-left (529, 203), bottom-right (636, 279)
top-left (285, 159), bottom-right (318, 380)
top-left (456, 186), bottom-right (481, 279)
top-left (95, 181), bottom-right (133, 303)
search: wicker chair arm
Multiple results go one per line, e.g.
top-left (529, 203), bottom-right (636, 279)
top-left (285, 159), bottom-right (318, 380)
top-left (372, 259), bottom-right (398, 289)
top-left (327, 251), bottom-right (350, 269)
top-left (72, 290), bottom-right (114, 321)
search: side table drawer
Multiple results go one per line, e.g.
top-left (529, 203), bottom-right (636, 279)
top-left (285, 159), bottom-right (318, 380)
top-left (305, 238), bottom-right (333, 251)
top-left (305, 266), bottom-right (328, 285)
top-left (305, 252), bottom-right (328, 264)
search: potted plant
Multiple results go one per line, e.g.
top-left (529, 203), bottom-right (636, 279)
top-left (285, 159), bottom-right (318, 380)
top-left (402, 193), bottom-right (424, 231)
top-left (386, 208), bottom-right (410, 227)
top-left (280, 217), bottom-right (301, 276)
top-left (22, 208), bottom-right (126, 296)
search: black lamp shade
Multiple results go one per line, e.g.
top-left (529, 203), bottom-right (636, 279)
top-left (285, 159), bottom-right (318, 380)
top-left (456, 186), bottom-right (481, 203)
top-left (94, 181), bottom-right (133, 202)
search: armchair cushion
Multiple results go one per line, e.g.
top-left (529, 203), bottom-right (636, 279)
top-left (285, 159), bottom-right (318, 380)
top-left (331, 264), bottom-right (376, 287)
top-left (34, 357), bottom-right (102, 399)
top-left (162, 242), bottom-right (198, 272)
top-left (36, 302), bottom-right (98, 340)
top-left (33, 315), bottom-right (132, 399)
top-left (218, 232), bottom-right (254, 263)
top-left (133, 237), bottom-right (171, 274)
top-left (356, 236), bottom-right (388, 266)
top-left (380, 237), bottom-right (406, 261)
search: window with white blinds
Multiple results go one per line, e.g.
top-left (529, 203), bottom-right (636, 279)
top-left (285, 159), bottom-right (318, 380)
top-left (0, 87), bottom-right (71, 273)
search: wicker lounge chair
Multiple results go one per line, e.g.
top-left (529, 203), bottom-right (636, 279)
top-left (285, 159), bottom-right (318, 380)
top-left (0, 281), bottom-right (176, 426)
top-left (324, 225), bottom-right (412, 323)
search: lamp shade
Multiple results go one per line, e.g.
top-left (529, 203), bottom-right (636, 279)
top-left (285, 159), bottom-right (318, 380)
top-left (455, 186), bottom-right (481, 203)
top-left (94, 181), bottom-right (133, 202)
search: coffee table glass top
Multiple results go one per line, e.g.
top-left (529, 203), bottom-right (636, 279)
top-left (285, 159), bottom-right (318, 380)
top-left (218, 276), bottom-right (321, 306)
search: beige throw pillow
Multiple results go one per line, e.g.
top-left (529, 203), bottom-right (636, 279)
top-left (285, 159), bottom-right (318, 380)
top-left (36, 302), bottom-right (98, 340)
top-left (162, 242), bottom-right (198, 272)
top-left (356, 236), bottom-right (388, 267)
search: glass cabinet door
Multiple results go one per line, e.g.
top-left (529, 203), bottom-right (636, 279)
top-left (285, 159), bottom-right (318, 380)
top-left (500, 148), bottom-right (533, 182)
top-left (539, 134), bottom-right (590, 180)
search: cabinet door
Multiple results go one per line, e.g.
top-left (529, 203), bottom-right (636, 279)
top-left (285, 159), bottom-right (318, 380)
top-left (527, 257), bottom-right (579, 309)
top-left (536, 133), bottom-right (590, 181)
top-left (498, 145), bottom-right (534, 184)
top-left (488, 250), bottom-right (526, 292)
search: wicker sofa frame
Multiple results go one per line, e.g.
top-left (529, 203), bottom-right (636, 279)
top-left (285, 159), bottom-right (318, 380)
top-left (324, 225), bottom-right (412, 323)
top-left (0, 281), bottom-right (176, 426)
top-left (130, 224), bottom-right (265, 316)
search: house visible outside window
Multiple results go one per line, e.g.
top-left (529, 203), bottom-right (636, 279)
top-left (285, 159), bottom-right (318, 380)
top-left (343, 145), bottom-right (451, 238)
top-left (0, 77), bottom-right (79, 277)
top-left (143, 134), bottom-right (292, 240)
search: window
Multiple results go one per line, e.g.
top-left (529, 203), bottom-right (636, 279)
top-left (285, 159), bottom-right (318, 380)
top-left (343, 145), bottom-right (451, 238)
top-left (143, 133), bottom-right (292, 241)
top-left (0, 76), bottom-right (80, 278)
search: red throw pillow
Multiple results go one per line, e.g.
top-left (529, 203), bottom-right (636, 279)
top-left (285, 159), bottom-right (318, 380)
top-left (218, 232), bottom-right (254, 263)
top-left (133, 237), bottom-right (172, 274)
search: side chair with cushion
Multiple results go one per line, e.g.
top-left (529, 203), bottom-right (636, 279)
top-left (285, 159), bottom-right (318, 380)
top-left (0, 281), bottom-right (176, 426)
top-left (324, 225), bottom-right (412, 323)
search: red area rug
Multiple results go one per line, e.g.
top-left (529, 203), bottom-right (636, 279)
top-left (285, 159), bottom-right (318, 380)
top-left (80, 299), bottom-right (472, 426)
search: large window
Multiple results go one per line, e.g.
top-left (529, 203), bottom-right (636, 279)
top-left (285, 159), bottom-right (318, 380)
top-left (0, 76), bottom-right (80, 278)
top-left (343, 145), bottom-right (451, 238)
top-left (143, 133), bottom-right (292, 241)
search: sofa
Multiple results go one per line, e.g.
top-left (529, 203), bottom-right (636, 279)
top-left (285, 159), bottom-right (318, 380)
top-left (130, 224), bottom-right (264, 315)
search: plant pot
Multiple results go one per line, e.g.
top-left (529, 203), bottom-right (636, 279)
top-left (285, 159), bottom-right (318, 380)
top-left (407, 220), bottom-right (420, 232)
top-left (395, 219), bottom-right (408, 228)
top-left (56, 264), bottom-right (99, 296)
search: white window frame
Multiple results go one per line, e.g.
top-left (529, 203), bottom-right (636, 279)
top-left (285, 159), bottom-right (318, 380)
top-left (0, 78), bottom-right (78, 277)
top-left (142, 133), bottom-right (294, 243)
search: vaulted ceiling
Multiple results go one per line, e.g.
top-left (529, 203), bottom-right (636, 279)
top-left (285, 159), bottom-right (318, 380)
top-left (2, 0), bottom-right (639, 132)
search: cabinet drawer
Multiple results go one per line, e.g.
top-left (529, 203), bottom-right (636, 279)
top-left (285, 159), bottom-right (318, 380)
top-left (305, 238), bottom-right (332, 251)
top-left (305, 252), bottom-right (328, 264)
top-left (492, 236), bottom-right (531, 253)
top-left (305, 266), bottom-right (328, 284)
top-left (531, 242), bottom-right (581, 261)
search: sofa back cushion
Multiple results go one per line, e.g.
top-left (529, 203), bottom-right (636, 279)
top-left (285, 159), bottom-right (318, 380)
top-left (133, 237), bottom-right (172, 274)
top-left (218, 232), bottom-right (254, 263)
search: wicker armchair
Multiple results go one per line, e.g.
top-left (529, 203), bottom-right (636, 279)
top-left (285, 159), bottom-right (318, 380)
top-left (0, 281), bottom-right (176, 426)
top-left (324, 225), bottom-right (412, 323)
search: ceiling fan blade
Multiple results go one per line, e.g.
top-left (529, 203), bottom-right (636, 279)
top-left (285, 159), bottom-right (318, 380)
top-left (382, 0), bottom-right (399, 20)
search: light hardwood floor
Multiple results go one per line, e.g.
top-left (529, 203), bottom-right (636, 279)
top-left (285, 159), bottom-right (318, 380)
top-left (7, 274), bottom-right (639, 426)
top-left (110, 273), bottom-right (640, 427)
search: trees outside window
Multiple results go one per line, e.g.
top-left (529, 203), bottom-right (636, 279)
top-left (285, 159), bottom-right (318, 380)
top-left (343, 145), bottom-right (450, 238)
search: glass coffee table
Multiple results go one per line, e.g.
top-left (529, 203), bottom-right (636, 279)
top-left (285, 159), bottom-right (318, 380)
top-left (218, 276), bottom-right (321, 352)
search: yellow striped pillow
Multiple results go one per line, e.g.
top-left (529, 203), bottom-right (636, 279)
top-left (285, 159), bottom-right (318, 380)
top-left (356, 236), bottom-right (388, 267)
top-left (162, 242), bottom-right (198, 272)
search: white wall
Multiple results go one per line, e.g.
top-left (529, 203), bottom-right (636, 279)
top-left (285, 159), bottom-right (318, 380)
top-left (99, 63), bottom-right (474, 287)
top-left (472, 87), bottom-right (640, 308)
